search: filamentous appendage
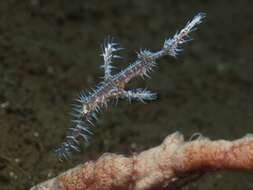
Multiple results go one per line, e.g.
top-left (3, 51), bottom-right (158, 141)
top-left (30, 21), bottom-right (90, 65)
top-left (55, 12), bottom-right (206, 159)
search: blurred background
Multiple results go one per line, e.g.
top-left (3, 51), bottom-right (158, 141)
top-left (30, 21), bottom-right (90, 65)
top-left (0, 0), bottom-right (253, 189)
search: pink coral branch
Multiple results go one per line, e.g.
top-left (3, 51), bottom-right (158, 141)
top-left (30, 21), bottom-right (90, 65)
top-left (31, 132), bottom-right (253, 190)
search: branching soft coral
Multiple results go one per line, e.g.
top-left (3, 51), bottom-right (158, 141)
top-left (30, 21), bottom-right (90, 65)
top-left (31, 132), bottom-right (253, 190)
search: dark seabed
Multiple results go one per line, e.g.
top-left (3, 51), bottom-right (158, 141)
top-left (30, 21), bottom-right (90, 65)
top-left (0, 0), bottom-right (253, 189)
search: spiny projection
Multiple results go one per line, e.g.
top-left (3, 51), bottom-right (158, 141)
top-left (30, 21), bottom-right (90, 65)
top-left (55, 13), bottom-right (206, 159)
